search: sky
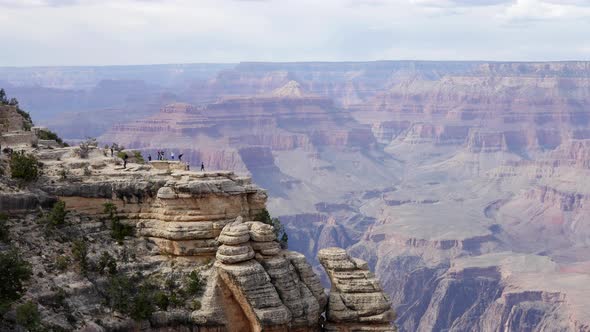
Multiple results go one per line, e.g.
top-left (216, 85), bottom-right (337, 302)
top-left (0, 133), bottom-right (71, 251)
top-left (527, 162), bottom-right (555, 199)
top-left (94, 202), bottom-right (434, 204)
top-left (1, 0), bottom-right (590, 66)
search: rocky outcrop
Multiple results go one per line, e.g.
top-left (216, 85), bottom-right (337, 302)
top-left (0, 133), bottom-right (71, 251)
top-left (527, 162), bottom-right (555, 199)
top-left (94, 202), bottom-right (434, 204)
top-left (1, 135), bottom-right (395, 331)
top-left (41, 166), bottom-right (267, 257)
top-left (319, 247), bottom-right (396, 332)
top-left (213, 217), bottom-right (330, 331)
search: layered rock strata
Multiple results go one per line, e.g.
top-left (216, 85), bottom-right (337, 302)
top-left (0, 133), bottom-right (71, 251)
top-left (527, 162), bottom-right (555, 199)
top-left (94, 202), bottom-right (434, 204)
top-left (33, 148), bottom-right (267, 257)
top-left (214, 217), bottom-right (327, 331)
top-left (319, 247), bottom-right (396, 332)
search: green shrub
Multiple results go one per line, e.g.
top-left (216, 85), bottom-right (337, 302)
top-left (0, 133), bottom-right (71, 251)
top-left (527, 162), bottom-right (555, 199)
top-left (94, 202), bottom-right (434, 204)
top-left (106, 273), bottom-right (156, 320)
top-left (106, 274), bottom-right (134, 314)
top-left (98, 252), bottom-right (117, 275)
top-left (55, 255), bottom-right (69, 272)
top-left (255, 208), bottom-right (288, 249)
top-left (37, 129), bottom-right (65, 146)
top-left (190, 299), bottom-right (201, 311)
top-left (47, 201), bottom-right (67, 227)
top-left (103, 202), bottom-right (133, 244)
top-left (16, 301), bottom-right (41, 331)
top-left (0, 249), bottom-right (32, 311)
top-left (10, 153), bottom-right (39, 182)
top-left (185, 270), bottom-right (204, 296)
top-left (130, 287), bottom-right (156, 320)
top-left (0, 213), bottom-right (9, 242)
top-left (133, 151), bottom-right (145, 164)
top-left (169, 292), bottom-right (184, 307)
top-left (16, 108), bottom-right (33, 131)
top-left (72, 239), bottom-right (88, 273)
top-left (153, 291), bottom-right (169, 311)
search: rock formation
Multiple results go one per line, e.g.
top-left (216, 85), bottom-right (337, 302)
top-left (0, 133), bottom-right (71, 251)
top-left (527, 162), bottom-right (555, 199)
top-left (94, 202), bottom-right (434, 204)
top-left (214, 217), bottom-right (326, 331)
top-left (0, 107), bottom-right (395, 331)
top-left (319, 247), bottom-right (396, 332)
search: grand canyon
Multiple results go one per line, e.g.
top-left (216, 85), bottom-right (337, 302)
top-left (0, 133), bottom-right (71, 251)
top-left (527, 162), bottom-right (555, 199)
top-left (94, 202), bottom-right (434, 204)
top-left (2, 60), bottom-right (590, 331)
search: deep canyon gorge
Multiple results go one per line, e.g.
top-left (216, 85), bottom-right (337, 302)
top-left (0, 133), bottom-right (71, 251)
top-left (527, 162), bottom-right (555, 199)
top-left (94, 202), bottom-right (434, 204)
top-left (3, 60), bottom-right (590, 331)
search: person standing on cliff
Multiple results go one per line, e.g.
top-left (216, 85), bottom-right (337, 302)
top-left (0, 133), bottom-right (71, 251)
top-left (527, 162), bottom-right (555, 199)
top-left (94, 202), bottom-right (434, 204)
top-left (201, 162), bottom-right (205, 172)
top-left (110, 146), bottom-right (114, 157)
top-left (123, 153), bottom-right (128, 169)
top-left (178, 153), bottom-right (183, 162)
top-left (170, 152), bottom-right (175, 160)
top-left (148, 154), bottom-right (152, 162)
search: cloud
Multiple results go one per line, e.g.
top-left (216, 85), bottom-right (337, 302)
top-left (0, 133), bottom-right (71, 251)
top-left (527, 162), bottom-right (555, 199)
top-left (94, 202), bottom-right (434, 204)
top-left (0, 0), bottom-right (589, 66)
top-left (412, 0), bottom-right (513, 7)
top-left (500, 0), bottom-right (590, 22)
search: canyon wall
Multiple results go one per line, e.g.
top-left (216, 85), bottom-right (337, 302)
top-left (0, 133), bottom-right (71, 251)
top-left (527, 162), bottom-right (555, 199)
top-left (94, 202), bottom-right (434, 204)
top-left (5, 61), bottom-right (590, 331)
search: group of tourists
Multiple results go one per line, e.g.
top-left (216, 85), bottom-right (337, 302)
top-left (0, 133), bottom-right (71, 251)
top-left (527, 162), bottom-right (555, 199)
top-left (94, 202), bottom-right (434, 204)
top-left (152, 150), bottom-right (184, 162)
top-left (147, 150), bottom-right (205, 171)
top-left (107, 144), bottom-right (206, 172)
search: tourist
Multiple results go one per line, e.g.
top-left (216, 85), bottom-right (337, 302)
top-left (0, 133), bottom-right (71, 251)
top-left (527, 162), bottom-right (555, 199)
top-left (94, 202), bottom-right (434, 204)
top-left (201, 162), bottom-right (205, 171)
top-left (110, 147), bottom-right (114, 157)
top-left (148, 154), bottom-right (152, 162)
top-left (123, 153), bottom-right (128, 169)
top-left (170, 152), bottom-right (175, 160)
top-left (178, 153), bottom-right (183, 161)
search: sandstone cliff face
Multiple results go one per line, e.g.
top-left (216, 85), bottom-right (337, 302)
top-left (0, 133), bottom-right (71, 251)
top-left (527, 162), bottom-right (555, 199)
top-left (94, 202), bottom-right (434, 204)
top-left (318, 247), bottom-right (396, 332)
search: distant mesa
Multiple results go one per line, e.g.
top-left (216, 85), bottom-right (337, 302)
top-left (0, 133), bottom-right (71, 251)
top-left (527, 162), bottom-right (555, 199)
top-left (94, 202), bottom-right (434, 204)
top-left (270, 80), bottom-right (306, 98)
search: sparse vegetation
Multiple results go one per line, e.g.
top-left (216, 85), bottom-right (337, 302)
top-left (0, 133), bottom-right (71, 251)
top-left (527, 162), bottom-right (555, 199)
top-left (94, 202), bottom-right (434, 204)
top-left (16, 301), bottom-right (42, 331)
top-left (111, 143), bottom-right (125, 152)
top-left (190, 300), bottom-right (202, 311)
top-left (106, 273), bottom-right (157, 321)
top-left (55, 255), bottom-right (70, 272)
top-left (75, 137), bottom-right (97, 159)
top-left (103, 202), bottom-right (133, 244)
top-left (37, 128), bottom-right (68, 147)
top-left (0, 249), bottom-right (32, 311)
top-left (10, 152), bottom-right (39, 182)
top-left (255, 208), bottom-right (289, 249)
top-left (0, 213), bottom-right (9, 242)
top-left (133, 150), bottom-right (145, 164)
top-left (153, 291), bottom-right (169, 310)
top-left (46, 201), bottom-right (67, 227)
top-left (185, 270), bottom-right (204, 295)
top-left (98, 252), bottom-right (117, 275)
top-left (72, 238), bottom-right (89, 273)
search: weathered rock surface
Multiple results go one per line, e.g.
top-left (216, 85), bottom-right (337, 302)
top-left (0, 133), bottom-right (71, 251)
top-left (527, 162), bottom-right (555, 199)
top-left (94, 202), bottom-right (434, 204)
top-left (214, 217), bottom-right (330, 331)
top-left (319, 247), bottom-right (396, 331)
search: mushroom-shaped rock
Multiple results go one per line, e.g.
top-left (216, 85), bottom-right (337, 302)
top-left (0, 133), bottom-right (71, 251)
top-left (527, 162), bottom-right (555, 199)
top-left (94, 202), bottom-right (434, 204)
top-left (247, 221), bottom-right (276, 242)
top-left (218, 217), bottom-right (250, 245)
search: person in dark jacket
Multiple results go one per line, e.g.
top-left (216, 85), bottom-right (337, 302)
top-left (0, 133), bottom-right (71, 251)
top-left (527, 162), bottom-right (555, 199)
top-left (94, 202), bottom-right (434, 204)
top-left (123, 153), bottom-right (128, 169)
top-left (200, 162), bottom-right (205, 172)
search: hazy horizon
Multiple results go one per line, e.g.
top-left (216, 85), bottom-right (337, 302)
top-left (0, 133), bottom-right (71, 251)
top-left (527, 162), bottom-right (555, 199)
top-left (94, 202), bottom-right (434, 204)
top-left (1, 58), bottom-right (590, 69)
